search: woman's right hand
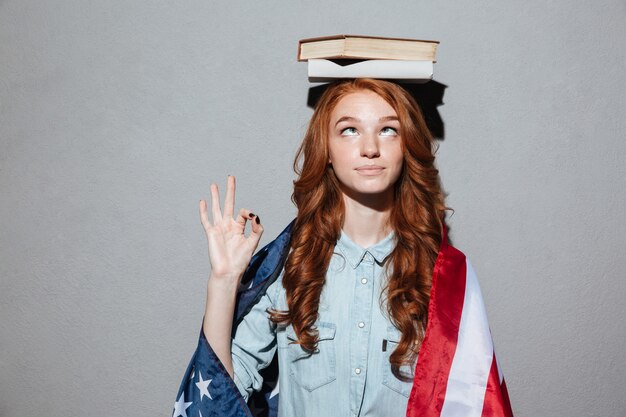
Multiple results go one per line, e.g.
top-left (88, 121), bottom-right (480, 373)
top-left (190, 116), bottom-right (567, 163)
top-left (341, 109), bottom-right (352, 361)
top-left (199, 175), bottom-right (263, 285)
top-left (200, 175), bottom-right (262, 377)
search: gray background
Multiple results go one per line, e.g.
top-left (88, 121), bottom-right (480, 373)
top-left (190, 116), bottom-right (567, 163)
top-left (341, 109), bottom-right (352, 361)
top-left (1, 1), bottom-right (625, 416)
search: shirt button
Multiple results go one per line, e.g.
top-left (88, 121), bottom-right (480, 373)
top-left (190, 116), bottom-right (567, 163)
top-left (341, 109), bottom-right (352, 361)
top-left (361, 278), bottom-right (368, 284)
top-left (355, 368), bottom-right (361, 375)
top-left (358, 321), bottom-right (365, 328)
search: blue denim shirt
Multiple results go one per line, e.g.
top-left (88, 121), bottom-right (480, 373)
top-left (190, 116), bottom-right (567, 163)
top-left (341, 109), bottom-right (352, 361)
top-left (231, 230), bottom-right (414, 417)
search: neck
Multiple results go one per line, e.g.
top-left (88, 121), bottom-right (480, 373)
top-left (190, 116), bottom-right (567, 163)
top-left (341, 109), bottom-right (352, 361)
top-left (340, 187), bottom-right (394, 248)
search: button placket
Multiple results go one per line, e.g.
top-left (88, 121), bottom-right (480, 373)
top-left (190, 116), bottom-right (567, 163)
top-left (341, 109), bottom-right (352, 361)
top-left (350, 252), bottom-right (374, 414)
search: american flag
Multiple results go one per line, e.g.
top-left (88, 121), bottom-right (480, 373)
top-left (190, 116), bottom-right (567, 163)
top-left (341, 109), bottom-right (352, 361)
top-left (172, 221), bottom-right (514, 417)
top-left (407, 227), bottom-right (514, 416)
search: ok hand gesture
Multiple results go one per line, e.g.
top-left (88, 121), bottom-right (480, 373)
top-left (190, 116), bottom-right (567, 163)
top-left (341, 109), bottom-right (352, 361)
top-left (199, 176), bottom-right (263, 285)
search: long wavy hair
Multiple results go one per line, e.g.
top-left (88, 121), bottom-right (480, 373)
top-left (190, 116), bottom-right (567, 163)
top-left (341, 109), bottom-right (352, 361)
top-left (269, 78), bottom-right (447, 379)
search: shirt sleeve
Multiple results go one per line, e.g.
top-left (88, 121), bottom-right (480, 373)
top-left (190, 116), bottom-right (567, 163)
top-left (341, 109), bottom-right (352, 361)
top-left (230, 271), bottom-right (282, 402)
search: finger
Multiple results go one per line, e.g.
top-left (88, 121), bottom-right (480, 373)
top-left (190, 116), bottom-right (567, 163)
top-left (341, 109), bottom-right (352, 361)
top-left (199, 199), bottom-right (211, 230)
top-left (223, 175), bottom-right (236, 219)
top-left (235, 208), bottom-right (254, 229)
top-left (209, 183), bottom-right (222, 224)
top-left (248, 213), bottom-right (264, 247)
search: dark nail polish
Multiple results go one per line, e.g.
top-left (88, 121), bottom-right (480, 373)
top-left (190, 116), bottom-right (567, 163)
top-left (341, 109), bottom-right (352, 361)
top-left (249, 213), bottom-right (255, 219)
top-left (255, 216), bottom-right (260, 224)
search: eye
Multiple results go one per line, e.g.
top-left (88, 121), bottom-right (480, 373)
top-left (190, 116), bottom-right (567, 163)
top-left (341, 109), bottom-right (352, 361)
top-left (380, 126), bottom-right (398, 136)
top-left (340, 127), bottom-right (358, 136)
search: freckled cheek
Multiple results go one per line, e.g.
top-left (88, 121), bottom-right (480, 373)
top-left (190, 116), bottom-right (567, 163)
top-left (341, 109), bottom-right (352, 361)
top-left (389, 158), bottom-right (404, 182)
top-left (332, 148), bottom-right (358, 168)
top-left (329, 156), bottom-right (355, 178)
top-left (391, 168), bottom-right (403, 184)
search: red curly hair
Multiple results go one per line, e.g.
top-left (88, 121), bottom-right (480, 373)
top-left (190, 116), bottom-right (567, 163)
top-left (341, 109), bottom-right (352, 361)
top-left (269, 78), bottom-right (447, 379)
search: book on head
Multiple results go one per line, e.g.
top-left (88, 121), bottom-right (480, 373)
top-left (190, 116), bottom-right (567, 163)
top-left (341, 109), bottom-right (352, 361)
top-left (307, 59), bottom-right (434, 83)
top-left (298, 35), bottom-right (439, 83)
top-left (297, 34), bottom-right (439, 62)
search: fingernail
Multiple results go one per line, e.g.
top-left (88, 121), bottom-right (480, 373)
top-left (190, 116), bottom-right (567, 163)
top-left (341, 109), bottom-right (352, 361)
top-left (255, 216), bottom-right (260, 224)
top-left (249, 213), bottom-right (255, 219)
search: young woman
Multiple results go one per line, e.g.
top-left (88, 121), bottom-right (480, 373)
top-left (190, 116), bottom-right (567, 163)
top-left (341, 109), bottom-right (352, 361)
top-left (197, 78), bottom-right (446, 417)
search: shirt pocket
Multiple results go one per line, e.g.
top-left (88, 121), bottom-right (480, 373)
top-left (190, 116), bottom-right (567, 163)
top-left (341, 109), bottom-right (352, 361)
top-left (381, 326), bottom-right (415, 398)
top-left (281, 322), bottom-right (337, 392)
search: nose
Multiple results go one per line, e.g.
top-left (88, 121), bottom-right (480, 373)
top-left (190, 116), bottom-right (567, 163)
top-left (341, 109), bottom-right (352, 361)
top-left (360, 132), bottom-right (380, 158)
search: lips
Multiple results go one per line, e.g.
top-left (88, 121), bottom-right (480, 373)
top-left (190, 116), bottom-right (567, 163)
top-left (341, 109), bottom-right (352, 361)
top-left (355, 165), bottom-right (385, 175)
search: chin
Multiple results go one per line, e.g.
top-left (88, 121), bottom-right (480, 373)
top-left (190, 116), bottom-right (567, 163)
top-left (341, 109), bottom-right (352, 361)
top-left (337, 175), bottom-right (398, 199)
top-left (350, 184), bottom-right (394, 196)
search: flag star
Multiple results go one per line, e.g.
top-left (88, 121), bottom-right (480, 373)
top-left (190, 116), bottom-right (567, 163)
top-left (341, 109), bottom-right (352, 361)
top-left (195, 371), bottom-right (213, 400)
top-left (172, 392), bottom-right (193, 417)
top-left (190, 368), bottom-right (195, 380)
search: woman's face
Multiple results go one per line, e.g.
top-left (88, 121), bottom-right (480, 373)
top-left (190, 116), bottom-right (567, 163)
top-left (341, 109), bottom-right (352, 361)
top-left (328, 90), bottom-right (404, 201)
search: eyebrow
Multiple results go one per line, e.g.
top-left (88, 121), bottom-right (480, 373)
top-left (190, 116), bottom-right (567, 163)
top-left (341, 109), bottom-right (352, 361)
top-left (334, 115), bottom-right (399, 126)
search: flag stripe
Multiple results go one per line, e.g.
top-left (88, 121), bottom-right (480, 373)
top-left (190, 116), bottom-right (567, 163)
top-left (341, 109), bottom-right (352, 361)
top-left (500, 380), bottom-right (513, 416)
top-left (440, 259), bottom-right (493, 417)
top-left (481, 355), bottom-right (514, 417)
top-left (407, 240), bottom-right (467, 416)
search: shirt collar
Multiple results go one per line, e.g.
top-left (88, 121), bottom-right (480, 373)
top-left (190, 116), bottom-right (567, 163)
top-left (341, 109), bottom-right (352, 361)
top-left (336, 229), bottom-right (395, 269)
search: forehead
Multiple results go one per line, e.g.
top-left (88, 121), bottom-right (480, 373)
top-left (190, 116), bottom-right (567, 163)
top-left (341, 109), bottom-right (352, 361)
top-left (330, 90), bottom-right (397, 119)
